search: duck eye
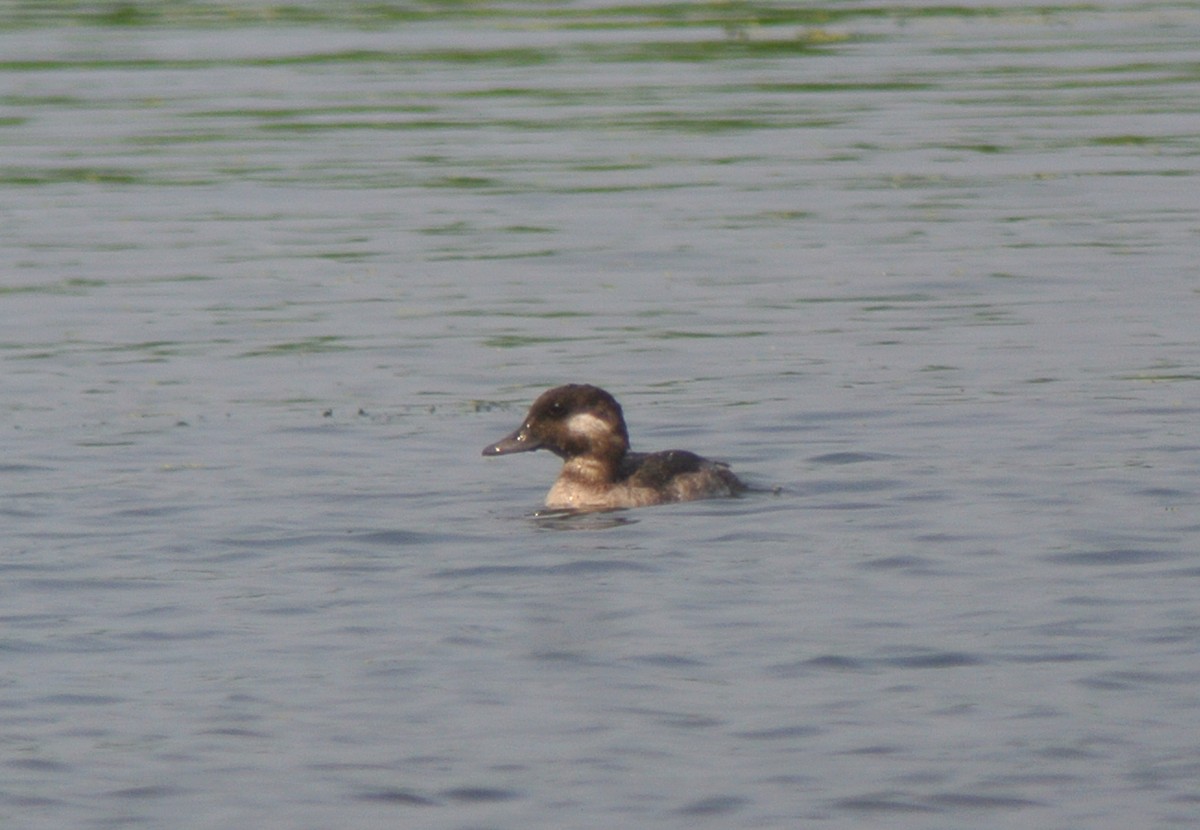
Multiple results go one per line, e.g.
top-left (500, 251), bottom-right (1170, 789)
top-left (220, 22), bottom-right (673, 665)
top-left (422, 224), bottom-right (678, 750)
top-left (547, 401), bottom-right (566, 417)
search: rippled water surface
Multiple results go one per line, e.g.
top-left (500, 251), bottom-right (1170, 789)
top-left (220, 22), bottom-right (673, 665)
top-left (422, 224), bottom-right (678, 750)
top-left (3, 2), bottom-right (1199, 828)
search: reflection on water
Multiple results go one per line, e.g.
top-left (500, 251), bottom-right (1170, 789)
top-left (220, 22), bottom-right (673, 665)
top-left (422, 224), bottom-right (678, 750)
top-left (531, 509), bottom-right (639, 531)
top-left (3, 3), bottom-right (1199, 829)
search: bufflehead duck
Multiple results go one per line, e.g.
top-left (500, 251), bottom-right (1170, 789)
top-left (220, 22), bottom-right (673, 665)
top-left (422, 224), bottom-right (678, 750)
top-left (483, 384), bottom-right (744, 511)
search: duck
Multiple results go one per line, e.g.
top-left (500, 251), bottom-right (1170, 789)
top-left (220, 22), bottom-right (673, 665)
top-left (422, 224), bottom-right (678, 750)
top-left (483, 384), bottom-right (744, 511)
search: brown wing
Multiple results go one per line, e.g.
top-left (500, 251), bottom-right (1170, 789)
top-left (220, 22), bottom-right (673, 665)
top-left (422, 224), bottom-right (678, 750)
top-left (622, 450), bottom-right (718, 488)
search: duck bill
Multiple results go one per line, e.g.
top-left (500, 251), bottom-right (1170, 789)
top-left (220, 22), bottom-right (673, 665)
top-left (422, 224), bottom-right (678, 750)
top-left (482, 426), bottom-right (542, 456)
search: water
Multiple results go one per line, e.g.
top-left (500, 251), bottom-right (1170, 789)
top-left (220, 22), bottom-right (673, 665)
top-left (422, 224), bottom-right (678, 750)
top-left (2, 2), bottom-right (1199, 828)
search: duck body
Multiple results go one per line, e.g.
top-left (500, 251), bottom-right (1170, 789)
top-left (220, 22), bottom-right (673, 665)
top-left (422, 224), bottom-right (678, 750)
top-left (483, 384), bottom-right (744, 511)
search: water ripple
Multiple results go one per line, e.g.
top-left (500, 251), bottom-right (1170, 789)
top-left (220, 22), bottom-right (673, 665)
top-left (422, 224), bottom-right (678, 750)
top-left (432, 559), bottom-right (654, 579)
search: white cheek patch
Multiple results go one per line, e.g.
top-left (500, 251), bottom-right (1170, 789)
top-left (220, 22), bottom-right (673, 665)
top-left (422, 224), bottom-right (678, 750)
top-left (565, 412), bottom-right (609, 439)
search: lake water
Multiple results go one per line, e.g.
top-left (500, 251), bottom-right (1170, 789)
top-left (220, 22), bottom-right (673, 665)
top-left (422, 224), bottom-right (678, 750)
top-left (2, 2), bottom-right (1199, 828)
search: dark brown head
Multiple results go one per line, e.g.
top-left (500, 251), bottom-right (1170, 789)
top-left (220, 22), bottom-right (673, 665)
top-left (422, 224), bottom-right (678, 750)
top-left (482, 384), bottom-right (630, 462)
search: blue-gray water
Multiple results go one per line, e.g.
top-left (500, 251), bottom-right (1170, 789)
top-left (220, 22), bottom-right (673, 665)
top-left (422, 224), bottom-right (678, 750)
top-left (3, 3), bottom-right (1199, 828)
